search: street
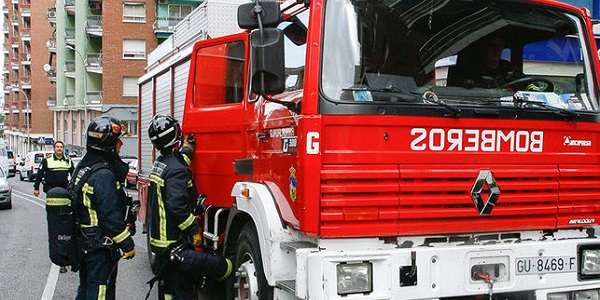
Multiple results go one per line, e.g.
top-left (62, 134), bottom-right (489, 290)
top-left (0, 176), bottom-right (160, 300)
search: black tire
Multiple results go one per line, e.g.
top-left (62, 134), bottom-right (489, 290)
top-left (19, 172), bottom-right (24, 181)
top-left (227, 223), bottom-right (272, 300)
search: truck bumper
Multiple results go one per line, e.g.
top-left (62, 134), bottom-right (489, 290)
top-left (291, 236), bottom-right (600, 300)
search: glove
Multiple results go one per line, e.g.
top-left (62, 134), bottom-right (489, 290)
top-left (122, 248), bottom-right (136, 259)
top-left (181, 134), bottom-right (196, 152)
top-left (191, 232), bottom-right (202, 248)
top-left (126, 223), bottom-right (136, 236)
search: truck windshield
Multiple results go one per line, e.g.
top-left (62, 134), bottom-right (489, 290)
top-left (321, 0), bottom-right (598, 115)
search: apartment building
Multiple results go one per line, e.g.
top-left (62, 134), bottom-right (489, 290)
top-left (3, 0), bottom-right (54, 156)
top-left (51, 0), bottom-right (159, 157)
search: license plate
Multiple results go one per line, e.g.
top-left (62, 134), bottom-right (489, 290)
top-left (515, 256), bottom-right (577, 275)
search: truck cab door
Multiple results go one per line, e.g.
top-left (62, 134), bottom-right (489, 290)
top-left (182, 33), bottom-right (255, 207)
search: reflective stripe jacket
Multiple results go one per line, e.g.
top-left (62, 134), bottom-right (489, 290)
top-left (75, 167), bottom-right (134, 252)
top-left (148, 149), bottom-right (199, 254)
top-left (34, 154), bottom-right (73, 192)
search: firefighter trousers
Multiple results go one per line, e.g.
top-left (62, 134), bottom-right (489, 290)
top-left (157, 255), bottom-right (197, 300)
top-left (76, 247), bottom-right (120, 300)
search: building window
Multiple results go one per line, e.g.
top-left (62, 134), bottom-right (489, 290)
top-left (122, 39), bottom-right (146, 59)
top-left (125, 120), bottom-right (138, 136)
top-left (168, 5), bottom-right (193, 27)
top-left (123, 76), bottom-right (138, 96)
top-left (123, 2), bottom-right (146, 22)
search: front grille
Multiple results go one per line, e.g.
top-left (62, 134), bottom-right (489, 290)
top-left (319, 164), bottom-right (599, 237)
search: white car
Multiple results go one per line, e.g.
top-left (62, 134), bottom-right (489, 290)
top-left (19, 151), bottom-right (54, 182)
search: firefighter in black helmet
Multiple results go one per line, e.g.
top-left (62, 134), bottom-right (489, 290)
top-left (147, 114), bottom-right (231, 300)
top-left (75, 116), bottom-right (136, 300)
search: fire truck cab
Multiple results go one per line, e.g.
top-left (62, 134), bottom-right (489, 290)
top-left (172, 0), bottom-right (600, 299)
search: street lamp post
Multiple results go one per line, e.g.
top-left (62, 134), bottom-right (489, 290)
top-left (66, 45), bottom-right (87, 148)
top-left (20, 89), bottom-right (30, 153)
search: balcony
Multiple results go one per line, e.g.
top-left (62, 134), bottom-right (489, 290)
top-left (46, 7), bottom-right (56, 23)
top-left (21, 52), bottom-right (31, 65)
top-left (46, 37), bottom-right (56, 52)
top-left (11, 14), bottom-right (18, 26)
top-left (45, 66), bottom-right (56, 82)
top-left (64, 0), bottom-right (75, 14)
top-left (20, 76), bottom-right (31, 89)
top-left (47, 96), bottom-right (56, 107)
top-left (64, 29), bottom-right (75, 46)
top-left (86, 53), bottom-right (102, 74)
top-left (3, 7), bottom-right (8, 15)
top-left (19, 6), bottom-right (31, 17)
top-left (64, 60), bottom-right (75, 77)
top-left (87, 91), bottom-right (102, 104)
top-left (85, 15), bottom-right (102, 37)
top-left (20, 30), bottom-right (30, 42)
top-left (152, 17), bottom-right (185, 35)
top-left (63, 94), bottom-right (74, 106)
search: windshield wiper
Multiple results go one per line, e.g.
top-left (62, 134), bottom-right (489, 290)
top-left (343, 85), bottom-right (462, 116)
top-left (512, 93), bottom-right (579, 120)
top-left (422, 95), bottom-right (462, 117)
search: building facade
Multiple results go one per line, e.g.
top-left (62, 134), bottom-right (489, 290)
top-left (50, 0), bottom-right (158, 157)
top-left (3, 0), bottom-right (54, 156)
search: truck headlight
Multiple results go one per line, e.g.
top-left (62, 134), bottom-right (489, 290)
top-left (336, 262), bottom-right (372, 295)
top-left (580, 245), bottom-right (600, 278)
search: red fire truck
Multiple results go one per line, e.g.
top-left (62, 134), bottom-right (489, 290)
top-left (138, 0), bottom-right (600, 298)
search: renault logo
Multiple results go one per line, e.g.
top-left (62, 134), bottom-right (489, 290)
top-left (471, 170), bottom-right (500, 215)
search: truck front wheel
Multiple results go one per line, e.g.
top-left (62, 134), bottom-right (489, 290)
top-left (228, 223), bottom-right (272, 300)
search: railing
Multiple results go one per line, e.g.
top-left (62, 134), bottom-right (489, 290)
top-left (152, 17), bottom-right (185, 32)
top-left (87, 91), bottom-right (103, 104)
top-left (86, 53), bottom-right (102, 67)
top-left (86, 15), bottom-right (102, 30)
top-left (64, 95), bottom-right (74, 106)
top-left (65, 29), bottom-right (75, 45)
top-left (64, 60), bottom-right (75, 73)
top-left (46, 37), bottom-right (56, 51)
top-left (47, 96), bottom-right (56, 107)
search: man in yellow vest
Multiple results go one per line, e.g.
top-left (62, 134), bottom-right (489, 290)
top-left (34, 141), bottom-right (74, 196)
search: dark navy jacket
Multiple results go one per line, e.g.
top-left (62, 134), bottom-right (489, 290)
top-left (74, 150), bottom-right (134, 252)
top-left (148, 148), bottom-right (199, 255)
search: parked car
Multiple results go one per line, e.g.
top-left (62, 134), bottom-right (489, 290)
top-left (0, 139), bottom-right (10, 177)
top-left (0, 167), bottom-right (12, 209)
top-left (6, 150), bottom-right (15, 178)
top-left (125, 159), bottom-right (138, 189)
top-left (19, 151), bottom-right (53, 182)
top-left (71, 156), bottom-right (83, 169)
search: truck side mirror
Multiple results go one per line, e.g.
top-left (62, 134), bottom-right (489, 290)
top-left (250, 28), bottom-right (285, 95)
top-left (238, 1), bottom-right (281, 29)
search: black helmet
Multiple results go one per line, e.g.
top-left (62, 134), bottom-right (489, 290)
top-left (86, 116), bottom-right (124, 152)
top-left (148, 114), bottom-right (182, 151)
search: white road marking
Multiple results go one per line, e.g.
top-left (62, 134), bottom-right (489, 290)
top-left (12, 190), bottom-right (59, 300)
top-left (41, 264), bottom-right (60, 300)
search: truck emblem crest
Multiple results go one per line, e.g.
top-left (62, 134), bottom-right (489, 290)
top-left (471, 170), bottom-right (500, 215)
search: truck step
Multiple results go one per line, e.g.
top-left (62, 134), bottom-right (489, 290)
top-left (276, 280), bottom-right (296, 294)
top-left (280, 241), bottom-right (317, 253)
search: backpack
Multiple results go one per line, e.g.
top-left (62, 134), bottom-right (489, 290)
top-left (45, 161), bottom-right (110, 270)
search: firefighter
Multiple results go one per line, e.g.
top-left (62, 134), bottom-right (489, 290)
top-left (147, 114), bottom-right (231, 300)
top-left (75, 116), bottom-right (136, 300)
top-left (34, 140), bottom-right (74, 197)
